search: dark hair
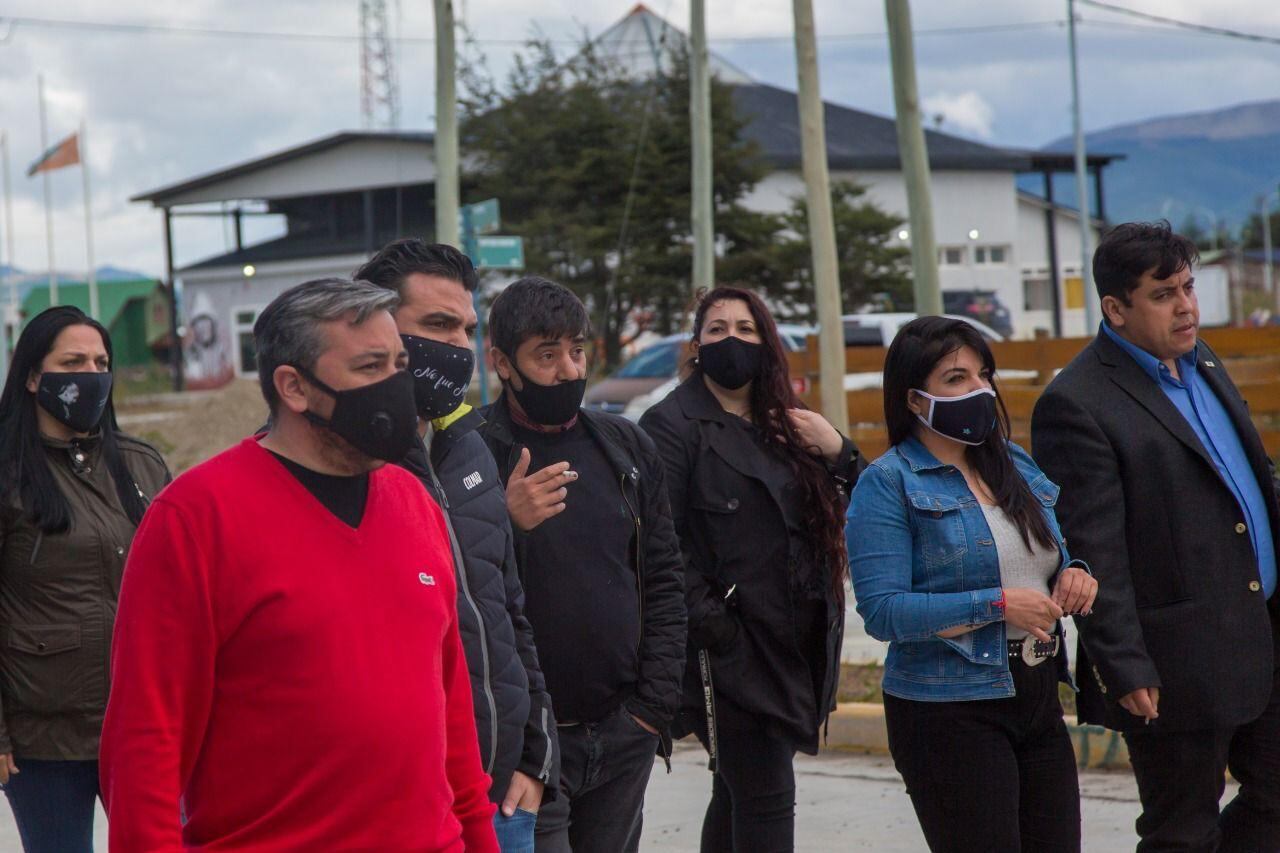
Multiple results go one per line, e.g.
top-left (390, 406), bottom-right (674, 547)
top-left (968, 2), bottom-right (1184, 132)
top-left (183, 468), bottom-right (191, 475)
top-left (0, 306), bottom-right (149, 533)
top-left (488, 276), bottom-right (591, 359)
top-left (883, 316), bottom-right (1054, 550)
top-left (253, 278), bottom-right (400, 414)
top-left (690, 286), bottom-right (849, 600)
top-left (353, 239), bottom-right (478, 294)
top-left (1094, 220), bottom-right (1199, 306)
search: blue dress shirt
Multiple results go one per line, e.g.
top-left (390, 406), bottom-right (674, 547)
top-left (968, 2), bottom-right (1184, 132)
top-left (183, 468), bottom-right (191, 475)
top-left (1102, 323), bottom-right (1276, 598)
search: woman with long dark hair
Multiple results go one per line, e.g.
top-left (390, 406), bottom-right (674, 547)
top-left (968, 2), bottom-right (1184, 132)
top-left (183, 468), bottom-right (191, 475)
top-left (846, 316), bottom-right (1098, 852)
top-left (641, 286), bottom-right (861, 851)
top-left (0, 306), bottom-right (170, 852)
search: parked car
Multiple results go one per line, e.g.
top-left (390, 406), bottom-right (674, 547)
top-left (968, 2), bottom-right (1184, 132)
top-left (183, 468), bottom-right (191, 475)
top-left (942, 290), bottom-right (1014, 338)
top-left (586, 325), bottom-right (812, 419)
top-left (841, 313), bottom-right (1032, 392)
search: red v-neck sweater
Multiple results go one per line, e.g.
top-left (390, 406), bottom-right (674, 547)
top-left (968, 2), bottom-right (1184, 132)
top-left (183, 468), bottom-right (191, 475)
top-left (100, 438), bottom-right (498, 852)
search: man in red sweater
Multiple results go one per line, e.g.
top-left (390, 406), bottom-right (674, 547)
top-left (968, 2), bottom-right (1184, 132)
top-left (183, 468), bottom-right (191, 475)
top-left (100, 278), bottom-right (498, 852)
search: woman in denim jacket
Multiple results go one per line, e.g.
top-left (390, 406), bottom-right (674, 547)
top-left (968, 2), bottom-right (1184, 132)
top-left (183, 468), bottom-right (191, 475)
top-left (846, 317), bottom-right (1098, 853)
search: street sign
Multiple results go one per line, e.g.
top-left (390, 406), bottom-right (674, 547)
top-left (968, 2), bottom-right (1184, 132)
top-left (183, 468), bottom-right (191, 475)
top-left (460, 198), bottom-right (501, 236)
top-left (477, 236), bottom-right (524, 270)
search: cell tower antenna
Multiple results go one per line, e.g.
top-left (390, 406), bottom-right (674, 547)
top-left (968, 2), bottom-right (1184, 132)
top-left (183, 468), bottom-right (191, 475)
top-left (359, 0), bottom-right (401, 129)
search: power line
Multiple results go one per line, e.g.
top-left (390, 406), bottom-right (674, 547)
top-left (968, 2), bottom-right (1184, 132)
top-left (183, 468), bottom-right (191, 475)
top-left (710, 21), bottom-right (1066, 43)
top-left (0, 13), bottom-right (1066, 48)
top-left (1077, 0), bottom-right (1280, 47)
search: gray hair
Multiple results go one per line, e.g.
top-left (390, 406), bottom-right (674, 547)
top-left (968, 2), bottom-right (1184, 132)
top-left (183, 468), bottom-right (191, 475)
top-left (253, 277), bottom-right (400, 413)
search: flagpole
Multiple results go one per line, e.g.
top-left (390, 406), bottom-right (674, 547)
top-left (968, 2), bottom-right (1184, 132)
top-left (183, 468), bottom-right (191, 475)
top-left (80, 120), bottom-right (97, 320)
top-left (37, 75), bottom-right (57, 306)
top-left (0, 131), bottom-right (13, 378)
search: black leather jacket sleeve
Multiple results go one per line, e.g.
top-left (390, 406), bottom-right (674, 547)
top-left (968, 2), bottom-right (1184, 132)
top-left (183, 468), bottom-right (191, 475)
top-left (623, 426), bottom-right (688, 730)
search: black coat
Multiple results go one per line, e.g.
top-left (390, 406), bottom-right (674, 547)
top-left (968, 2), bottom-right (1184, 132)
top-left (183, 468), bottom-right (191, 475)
top-left (640, 377), bottom-right (862, 753)
top-left (1031, 333), bottom-right (1280, 732)
top-left (477, 395), bottom-right (686, 756)
top-left (400, 407), bottom-right (558, 803)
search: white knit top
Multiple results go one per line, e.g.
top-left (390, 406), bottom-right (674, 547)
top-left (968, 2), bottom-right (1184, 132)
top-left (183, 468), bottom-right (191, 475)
top-left (980, 504), bottom-right (1059, 640)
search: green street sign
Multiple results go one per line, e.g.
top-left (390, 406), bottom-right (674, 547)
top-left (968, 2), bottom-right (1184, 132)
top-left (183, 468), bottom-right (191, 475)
top-left (476, 236), bottom-right (525, 270)
top-left (461, 198), bottom-right (501, 236)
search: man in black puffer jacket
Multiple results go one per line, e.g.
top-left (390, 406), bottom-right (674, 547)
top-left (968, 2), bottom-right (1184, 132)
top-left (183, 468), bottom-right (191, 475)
top-left (356, 242), bottom-right (557, 852)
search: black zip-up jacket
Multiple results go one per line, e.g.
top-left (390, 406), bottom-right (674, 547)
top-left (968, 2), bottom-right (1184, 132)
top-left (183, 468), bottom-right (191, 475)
top-left (400, 405), bottom-right (559, 803)
top-left (641, 377), bottom-right (863, 753)
top-left (478, 395), bottom-right (686, 756)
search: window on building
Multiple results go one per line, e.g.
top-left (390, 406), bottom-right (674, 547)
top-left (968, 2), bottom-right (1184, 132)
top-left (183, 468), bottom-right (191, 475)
top-left (939, 246), bottom-right (965, 266)
top-left (1023, 278), bottom-right (1054, 312)
top-left (975, 246), bottom-right (1008, 265)
top-left (233, 307), bottom-right (264, 376)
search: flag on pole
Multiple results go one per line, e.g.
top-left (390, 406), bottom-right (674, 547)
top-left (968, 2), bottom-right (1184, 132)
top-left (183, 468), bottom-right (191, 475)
top-left (26, 133), bottom-right (80, 177)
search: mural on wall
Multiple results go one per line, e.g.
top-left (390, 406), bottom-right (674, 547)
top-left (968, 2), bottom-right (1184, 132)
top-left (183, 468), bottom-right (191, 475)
top-left (183, 291), bottom-right (235, 390)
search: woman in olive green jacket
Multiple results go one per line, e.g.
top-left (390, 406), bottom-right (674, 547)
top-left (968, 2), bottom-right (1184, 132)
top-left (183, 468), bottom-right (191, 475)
top-left (0, 306), bottom-right (170, 853)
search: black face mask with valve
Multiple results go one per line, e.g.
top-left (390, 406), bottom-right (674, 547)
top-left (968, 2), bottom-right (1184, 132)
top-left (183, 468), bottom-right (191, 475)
top-left (507, 363), bottom-right (587, 426)
top-left (295, 365), bottom-right (419, 462)
top-left (698, 335), bottom-right (764, 391)
top-left (37, 371), bottom-right (113, 434)
top-left (401, 334), bottom-right (475, 420)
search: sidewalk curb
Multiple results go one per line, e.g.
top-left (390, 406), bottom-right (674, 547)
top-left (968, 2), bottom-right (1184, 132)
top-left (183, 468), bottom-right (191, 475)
top-left (823, 702), bottom-right (1131, 770)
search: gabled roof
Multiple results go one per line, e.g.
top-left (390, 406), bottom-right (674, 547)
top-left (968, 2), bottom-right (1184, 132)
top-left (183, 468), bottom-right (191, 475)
top-left (594, 3), bottom-right (754, 85)
top-left (132, 131), bottom-right (433, 206)
top-left (733, 83), bottom-right (1030, 172)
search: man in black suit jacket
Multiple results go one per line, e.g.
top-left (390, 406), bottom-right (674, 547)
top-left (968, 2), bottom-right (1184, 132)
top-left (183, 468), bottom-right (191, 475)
top-left (1032, 222), bottom-right (1280, 852)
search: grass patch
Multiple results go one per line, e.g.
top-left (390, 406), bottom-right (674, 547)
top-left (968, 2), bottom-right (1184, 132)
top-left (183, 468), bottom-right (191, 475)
top-left (838, 663), bottom-right (884, 704)
top-left (838, 662), bottom-right (1080, 715)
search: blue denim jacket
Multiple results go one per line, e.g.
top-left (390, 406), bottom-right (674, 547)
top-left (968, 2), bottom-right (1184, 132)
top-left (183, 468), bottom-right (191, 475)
top-left (845, 436), bottom-right (1081, 701)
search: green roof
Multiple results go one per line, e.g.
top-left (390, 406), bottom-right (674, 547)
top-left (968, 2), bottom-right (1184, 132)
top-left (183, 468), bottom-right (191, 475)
top-left (21, 278), bottom-right (160, 328)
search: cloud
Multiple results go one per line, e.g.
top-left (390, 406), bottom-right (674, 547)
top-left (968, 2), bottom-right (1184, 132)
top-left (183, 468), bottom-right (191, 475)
top-left (920, 90), bottom-right (995, 139)
top-left (0, 0), bottom-right (1278, 278)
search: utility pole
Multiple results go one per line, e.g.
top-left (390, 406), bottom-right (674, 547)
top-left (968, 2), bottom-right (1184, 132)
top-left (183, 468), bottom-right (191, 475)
top-left (690, 0), bottom-right (714, 295)
top-left (81, 120), bottom-right (99, 320)
top-left (793, 0), bottom-right (847, 433)
top-left (37, 75), bottom-right (57, 306)
top-left (0, 131), bottom-right (12, 378)
top-left (1067, 0), bottom-right (1098, 329)
top-left (884, 0), bottom-right (941, 316)
top-left (434, 0), bottom-right (460, 247)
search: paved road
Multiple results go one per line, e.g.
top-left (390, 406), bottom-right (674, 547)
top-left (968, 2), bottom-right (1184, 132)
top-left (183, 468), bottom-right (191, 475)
top-left (0, 742), bottom-right (1232, 851)
top-left (644, 740), bottom-right (1227, 852)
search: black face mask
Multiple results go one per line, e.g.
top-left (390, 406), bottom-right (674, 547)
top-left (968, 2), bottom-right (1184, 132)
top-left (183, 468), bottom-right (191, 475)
top-left (401, 334), bottom-right (474, 420)
top-left (37, 371), bottom-right (112, 433)
top-left (913, 388), bottom-right (998, 446)
top-left (698, 335), bottom-right (764, 391)
top-left (508, 364), bottom-right (586, 426)
top-left (296, 366), bottom-right (419, 462)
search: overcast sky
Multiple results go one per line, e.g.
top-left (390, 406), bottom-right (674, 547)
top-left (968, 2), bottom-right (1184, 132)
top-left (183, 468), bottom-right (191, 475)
top-left (1, 0), bottom-right (1278, 278)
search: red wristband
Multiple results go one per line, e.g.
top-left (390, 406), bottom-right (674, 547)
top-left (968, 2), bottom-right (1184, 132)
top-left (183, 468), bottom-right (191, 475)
top-left (994, 589), bottom-right (1007, 612)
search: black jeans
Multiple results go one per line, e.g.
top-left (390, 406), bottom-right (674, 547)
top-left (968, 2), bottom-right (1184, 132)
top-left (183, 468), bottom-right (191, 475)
top-left (535, 705), bottom-right (657, 853)
top-left (884, 657), bottom-right (1081, 853)
top-left (1, 759), bottom-right (99, 853)
top-left (1123, 623), bottom-right (1280, 852)
top-left (698, 724), bottom-right (798, 853)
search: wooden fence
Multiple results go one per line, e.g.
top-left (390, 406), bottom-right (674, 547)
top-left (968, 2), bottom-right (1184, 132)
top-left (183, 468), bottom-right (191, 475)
top-left (785, 326), bottom-right (1280, 461)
